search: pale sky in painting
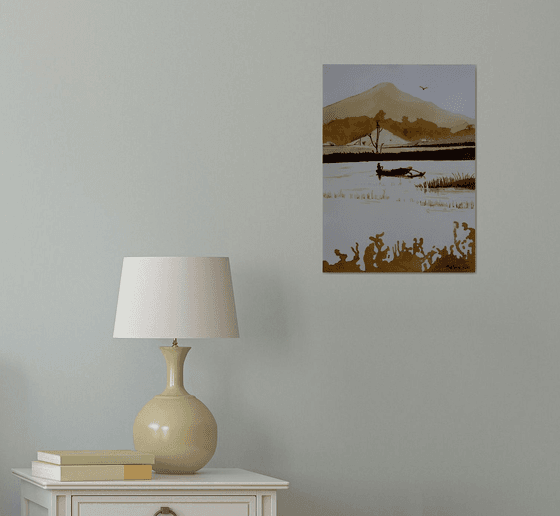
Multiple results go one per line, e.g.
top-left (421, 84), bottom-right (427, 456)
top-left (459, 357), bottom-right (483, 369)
top-left (323, 65), bottom-right (476, 119)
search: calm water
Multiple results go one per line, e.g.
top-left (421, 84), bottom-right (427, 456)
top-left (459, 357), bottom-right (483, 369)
top-left (323, 161), bottom-right (476, 267)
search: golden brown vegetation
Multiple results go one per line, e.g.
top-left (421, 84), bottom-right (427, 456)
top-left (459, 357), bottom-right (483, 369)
top-left (416, 173), bottom-right (475, 190)
top-left (323, 110), bottom-right (475, 146)
top-left (323, 223), bottom-right (475, 273)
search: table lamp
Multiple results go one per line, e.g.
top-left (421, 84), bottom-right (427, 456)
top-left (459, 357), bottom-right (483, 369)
top-left (113, 257), bottom-right (239, 474)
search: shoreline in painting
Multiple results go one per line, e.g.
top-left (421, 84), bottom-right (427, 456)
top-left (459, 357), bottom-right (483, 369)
top-left (323, 145), bottom-right (475, 163)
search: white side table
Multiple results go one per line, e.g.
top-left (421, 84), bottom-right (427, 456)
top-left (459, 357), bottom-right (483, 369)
top-left (12, 467), bottom-right (289, 516)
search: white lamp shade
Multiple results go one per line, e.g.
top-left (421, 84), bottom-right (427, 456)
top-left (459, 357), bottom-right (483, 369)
top-left (113, 257), bottom-right (239, 339)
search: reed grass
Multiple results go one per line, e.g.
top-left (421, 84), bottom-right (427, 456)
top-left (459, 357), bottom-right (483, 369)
top-left (323, 190), bottom-right (346, 199)
top-left (417, 199), bottom-right (475, 209)
top-left (416, 173), bottom-right (475, 190)
top-left (323, 190), bottom-right (388, 200)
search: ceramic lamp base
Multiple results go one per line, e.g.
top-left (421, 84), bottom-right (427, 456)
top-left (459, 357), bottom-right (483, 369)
top-left (133, 346), bottom-right (217, 474)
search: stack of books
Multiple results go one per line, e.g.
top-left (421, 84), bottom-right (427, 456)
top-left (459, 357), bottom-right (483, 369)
top-left (31, 450), bottom-right (155, 481)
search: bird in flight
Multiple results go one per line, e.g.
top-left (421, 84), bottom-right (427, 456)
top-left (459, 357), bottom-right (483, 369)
top-left (420, 86), bottom-right (428, 90)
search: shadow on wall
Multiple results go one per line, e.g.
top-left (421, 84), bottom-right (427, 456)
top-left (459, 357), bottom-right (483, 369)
top-left (208, 264), bottom-right (292, 469)
top-left (235, 264), bottom-right (295, 360)
top-left (0, 362), bottom-right (33, 516)
top-left (280, 483), bottom-right (479, 516)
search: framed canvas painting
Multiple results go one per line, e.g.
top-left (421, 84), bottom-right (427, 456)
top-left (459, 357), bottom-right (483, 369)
top-left (323, 64), bottom-right (476, 273)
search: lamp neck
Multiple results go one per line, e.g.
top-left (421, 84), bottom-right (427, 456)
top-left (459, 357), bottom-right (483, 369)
top-left (160, 345), bottom-right (191, 396)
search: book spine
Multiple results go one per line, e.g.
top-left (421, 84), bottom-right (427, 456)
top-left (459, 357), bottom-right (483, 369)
top-left (123, 464), bottom-right (153, 480)
top-left (32, 462), bottom-right (152, 481)
top-left (37, 451), bottom-right (155, 466)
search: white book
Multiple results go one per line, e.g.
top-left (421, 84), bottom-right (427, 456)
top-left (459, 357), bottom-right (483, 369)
top-left (31, 461), bottom-right (153, 481)
top-left (37, 450), bottom-right (155, 466)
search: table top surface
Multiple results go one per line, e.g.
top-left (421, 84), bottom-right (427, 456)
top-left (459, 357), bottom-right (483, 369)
top-left (12, 467), bottom-right (289, 491)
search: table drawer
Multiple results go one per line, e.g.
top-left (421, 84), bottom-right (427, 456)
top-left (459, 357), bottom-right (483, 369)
top-left (72, 495), bottom-right (256, 516)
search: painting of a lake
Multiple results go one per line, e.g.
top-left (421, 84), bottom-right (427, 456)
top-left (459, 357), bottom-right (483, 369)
top-left (323, 65), bottom-right (476, 273)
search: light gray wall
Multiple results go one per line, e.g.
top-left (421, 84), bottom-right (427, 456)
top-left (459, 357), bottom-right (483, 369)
top-left (1, 1), bottom-right (559, 515)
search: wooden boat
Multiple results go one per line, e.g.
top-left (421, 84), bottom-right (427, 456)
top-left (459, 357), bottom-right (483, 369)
top-left (375, 164), bottom-right (425, 178)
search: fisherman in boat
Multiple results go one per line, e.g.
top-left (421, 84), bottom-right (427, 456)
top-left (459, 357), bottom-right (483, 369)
top-left (376, 163), bottom-right (383, 175)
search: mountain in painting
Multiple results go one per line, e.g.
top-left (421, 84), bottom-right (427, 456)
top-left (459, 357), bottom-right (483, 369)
top-left (324, 82), bottom-right (474, 127)
top-left (323, 83), bottom-right (475, 146)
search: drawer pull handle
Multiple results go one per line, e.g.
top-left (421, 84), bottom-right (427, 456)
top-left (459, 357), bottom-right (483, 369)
top-left (154, 508), bottom-right (177, 516)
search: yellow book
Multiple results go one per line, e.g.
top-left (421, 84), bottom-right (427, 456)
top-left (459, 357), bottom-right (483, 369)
top-left (31, 461), bottom-right (152, 481)
top-left (37, 450), bottom-right (155, 465)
